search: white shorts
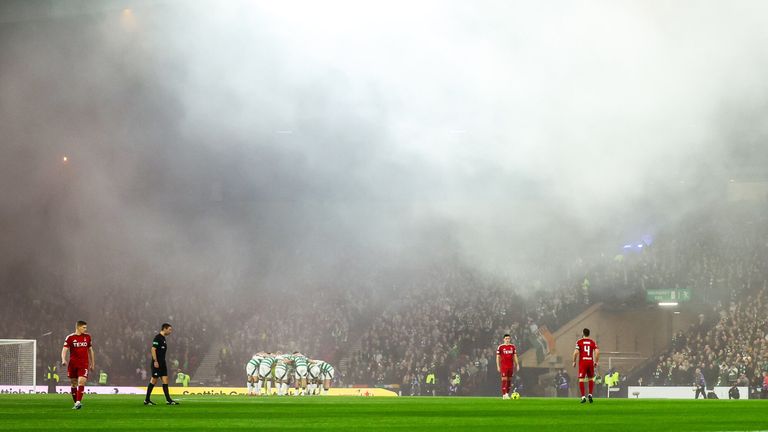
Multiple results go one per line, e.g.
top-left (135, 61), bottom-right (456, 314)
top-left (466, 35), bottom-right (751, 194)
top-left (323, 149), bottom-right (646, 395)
top-left (294, 365), bottom-right (308, 379)
top-left (322, 368), bottom-right (335, 381)
top-left (308, 364), bottom-right (321, 380)
top-left (274, 364), bottom-right (288, 381)
top-left (258, 363), bottom-right (272, 379)
top-left (246, 363), bottom-right (259, 377)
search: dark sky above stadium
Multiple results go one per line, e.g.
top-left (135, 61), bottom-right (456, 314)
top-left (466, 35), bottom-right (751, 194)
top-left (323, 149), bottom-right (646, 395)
top-left (2, 0), bottom-right (768, 299)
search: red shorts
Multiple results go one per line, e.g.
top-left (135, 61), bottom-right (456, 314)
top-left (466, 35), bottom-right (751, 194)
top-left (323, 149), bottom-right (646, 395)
top-left (67, 365), bottom-right (89, 379)
top-left (500, 366), bottom-right (515, 379)
top-left (578, 362), bottom-right (595, 379)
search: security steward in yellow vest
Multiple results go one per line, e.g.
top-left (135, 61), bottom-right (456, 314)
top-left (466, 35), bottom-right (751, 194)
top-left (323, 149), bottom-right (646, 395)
top-left (425, 372), bottom-right (436, 396)
top-left (46, 364), bottom-right (60, 393)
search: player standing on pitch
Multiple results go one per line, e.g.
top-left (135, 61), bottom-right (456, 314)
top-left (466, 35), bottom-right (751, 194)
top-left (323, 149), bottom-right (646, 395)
top-left (144, 323), bottom-right (179, 405)
top-left (61, 320), bottom-right (94, 410)
top-left (573, 328), bottom-right (599, 404)
top-left (496, 333), bottom-right (519, 399)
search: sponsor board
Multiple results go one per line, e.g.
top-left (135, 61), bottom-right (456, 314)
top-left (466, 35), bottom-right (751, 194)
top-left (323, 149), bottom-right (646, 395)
top-left (1, 386), bottom-right (145, 395)
top-left (1, 386), bottom-right (398, 397)
top-left (627, 386), bottom-right (749, 399)
top-left (171, 387), bottom-right (398, 397)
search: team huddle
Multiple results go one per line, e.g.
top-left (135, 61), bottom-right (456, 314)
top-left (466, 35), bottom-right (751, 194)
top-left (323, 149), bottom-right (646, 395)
top-left (245, 352), bottom-right (335, 396)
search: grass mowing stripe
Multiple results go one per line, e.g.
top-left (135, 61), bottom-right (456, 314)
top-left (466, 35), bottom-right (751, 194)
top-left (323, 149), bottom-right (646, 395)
top-left (0, 395), bottom-right (766, 431)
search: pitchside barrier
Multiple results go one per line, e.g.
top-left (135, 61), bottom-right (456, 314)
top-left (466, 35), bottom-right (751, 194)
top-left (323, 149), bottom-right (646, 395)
top-left (627, 386), bottom-right (749, 399)
top-left (0, 386), bottom-right (398, 397)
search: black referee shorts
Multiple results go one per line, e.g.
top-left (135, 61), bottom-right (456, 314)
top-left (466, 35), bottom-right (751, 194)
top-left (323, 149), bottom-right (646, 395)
top-left (151, 363), bottom-right (168, 378)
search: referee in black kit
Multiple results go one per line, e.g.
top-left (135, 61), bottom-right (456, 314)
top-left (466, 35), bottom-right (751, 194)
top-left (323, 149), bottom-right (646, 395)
top-left (144, 323), bottom-right (179, 405)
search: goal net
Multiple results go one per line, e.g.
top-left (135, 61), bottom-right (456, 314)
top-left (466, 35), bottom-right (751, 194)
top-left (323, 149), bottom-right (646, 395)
top-left (0, 339), bottom-right (36, 386)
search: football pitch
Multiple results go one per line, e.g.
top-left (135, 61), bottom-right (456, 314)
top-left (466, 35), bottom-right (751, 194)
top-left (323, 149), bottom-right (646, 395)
top-left (1, 394), bottom-right (766, 431)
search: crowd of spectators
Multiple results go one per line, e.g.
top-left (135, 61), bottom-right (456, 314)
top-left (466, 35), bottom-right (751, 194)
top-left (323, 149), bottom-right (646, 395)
top-left (84, 285), bottom-right (225, 385)
top-left (645, 286), bottom-right (768, 393)
top-left (1, 265), bottom-right (229, 386)
top-left (635, 206), bottom-right (768, 395)
top-left (345, 265), bottom-right (586, 394)
top-left (344, 205), bottom-right (768, 395)
top-left (4, 203), bottom-right (767, 396)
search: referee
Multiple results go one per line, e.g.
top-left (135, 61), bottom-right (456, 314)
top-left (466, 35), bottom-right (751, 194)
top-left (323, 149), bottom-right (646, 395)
top-left (144, 323), bottom-right (179, 405)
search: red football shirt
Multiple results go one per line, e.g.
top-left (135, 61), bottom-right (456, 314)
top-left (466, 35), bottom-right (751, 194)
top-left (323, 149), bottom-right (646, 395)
top-left (497, 344), bottom-right (516, 368)
top-left (64, 333), bottom-right (92, 368)
top-left (575, 338), bottom-right (597, 364)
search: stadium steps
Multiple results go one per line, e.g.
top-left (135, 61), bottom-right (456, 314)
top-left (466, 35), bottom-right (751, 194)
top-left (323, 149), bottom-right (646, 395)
top-left (192, 339), bottom-right (226, 386)
top-left (337, 311), bottom-right (383, 379)
top-left (337, 336), bottom-right (364, 379)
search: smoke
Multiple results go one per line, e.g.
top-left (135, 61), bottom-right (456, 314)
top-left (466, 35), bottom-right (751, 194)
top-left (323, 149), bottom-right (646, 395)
top-left (2, 0), bottom-right (768, 299)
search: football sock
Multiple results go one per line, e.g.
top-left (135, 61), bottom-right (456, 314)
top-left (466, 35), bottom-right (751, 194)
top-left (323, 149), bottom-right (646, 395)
top-left (255, 380), bottom-right (261, 395)
top-left (145, 383), bottom-right (155, 401)
top-left (282, 383), bottom-right (288, 395)
top-left (71, 386), bottom-right (77, 402)
top-left (246, 382), bottom-right (252, 393)
top-left (501, 379), bottom-right (508, 395)
top-left (266, 381), bottom-right (272, 395)
top-left (579, 381), bottom-right (585, 397)
top-left (162, 384), bottom-right (171, 401)
top-left (76, 386), bottom-right (84, 402)
top-left (588, 379), bottom-right (594, 395)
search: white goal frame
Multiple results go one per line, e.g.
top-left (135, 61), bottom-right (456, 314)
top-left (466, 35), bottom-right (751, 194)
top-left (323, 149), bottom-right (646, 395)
top-left (0, 339), bottom-right (37, 387)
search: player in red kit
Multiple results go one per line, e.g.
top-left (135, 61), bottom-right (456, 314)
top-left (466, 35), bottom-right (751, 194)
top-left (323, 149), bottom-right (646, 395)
top-left (572, 328), bottom-right (599, 404)
top-left (496, 333), bottom-right (519, 399)
top-left (61, 320), bottom-right (94, 410)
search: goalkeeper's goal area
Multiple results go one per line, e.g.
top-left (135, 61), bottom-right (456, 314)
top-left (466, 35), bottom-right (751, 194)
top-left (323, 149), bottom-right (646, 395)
top-left (0, 339), bottom-right (36, 386)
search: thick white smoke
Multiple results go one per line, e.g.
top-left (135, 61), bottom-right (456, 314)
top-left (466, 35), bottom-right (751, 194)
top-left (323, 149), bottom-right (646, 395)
top-left (2, 0), bottom-right (768, 296)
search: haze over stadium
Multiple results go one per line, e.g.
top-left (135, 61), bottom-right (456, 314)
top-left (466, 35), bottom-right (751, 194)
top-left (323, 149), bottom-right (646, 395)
top-left (1, 0), bottom-right (768, 401)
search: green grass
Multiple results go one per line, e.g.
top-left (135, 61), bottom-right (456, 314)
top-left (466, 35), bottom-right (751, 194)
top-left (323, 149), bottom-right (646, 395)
top-left (1, 394), bottom-right (766, 431)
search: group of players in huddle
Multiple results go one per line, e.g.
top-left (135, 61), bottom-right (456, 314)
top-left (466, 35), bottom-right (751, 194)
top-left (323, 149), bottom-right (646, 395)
top-left (245, 352), bottom-right (335, 396)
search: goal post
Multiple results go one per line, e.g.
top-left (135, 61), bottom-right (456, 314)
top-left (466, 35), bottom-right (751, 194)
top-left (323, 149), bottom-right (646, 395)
top-left (0, 339), bottom-right (37, 386)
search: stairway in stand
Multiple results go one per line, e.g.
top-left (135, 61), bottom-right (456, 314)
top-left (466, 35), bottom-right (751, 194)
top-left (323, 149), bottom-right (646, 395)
top-left (192, 338), bottom-right (225, 386)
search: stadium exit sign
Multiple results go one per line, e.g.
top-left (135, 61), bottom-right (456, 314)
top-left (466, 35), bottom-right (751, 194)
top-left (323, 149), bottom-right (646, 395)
top-left (646, 289), bottom-right (691, 303)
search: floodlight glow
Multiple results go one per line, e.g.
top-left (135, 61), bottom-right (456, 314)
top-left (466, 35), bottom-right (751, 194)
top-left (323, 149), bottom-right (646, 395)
top-left (658, 302), bottom-right (678, 307)
top-left (120, 7), bottom-right (136, 31)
